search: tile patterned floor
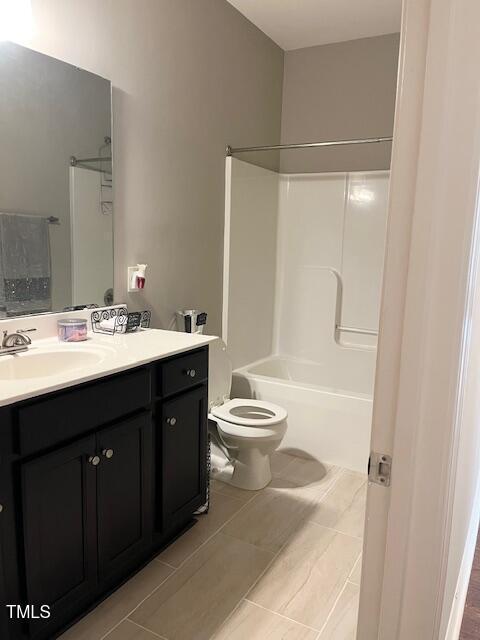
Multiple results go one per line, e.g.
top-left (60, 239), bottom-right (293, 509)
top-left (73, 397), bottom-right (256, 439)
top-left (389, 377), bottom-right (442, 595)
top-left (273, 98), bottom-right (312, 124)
top-left (60, 454), bottom-right (365, 640)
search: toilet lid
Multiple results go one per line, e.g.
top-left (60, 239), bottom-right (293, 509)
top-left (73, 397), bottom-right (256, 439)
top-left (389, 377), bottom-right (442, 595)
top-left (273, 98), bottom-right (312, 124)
top-left (211, 398), bottom-right (287, 427)
top-left (208, 338), bottom-right (232, 409)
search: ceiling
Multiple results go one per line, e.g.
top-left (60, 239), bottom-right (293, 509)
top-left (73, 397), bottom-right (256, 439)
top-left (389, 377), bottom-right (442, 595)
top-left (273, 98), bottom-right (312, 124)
top-left (226, 0), bottom-right (402, 51)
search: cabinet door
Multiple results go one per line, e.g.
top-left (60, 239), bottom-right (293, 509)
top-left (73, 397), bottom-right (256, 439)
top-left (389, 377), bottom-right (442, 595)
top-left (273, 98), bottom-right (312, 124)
top-left (97, 413), bottom-right (153, 581)
top-left (21, 435), bottom-right (97, 636)
top-left (0, 544), bottom-right (8, 640)
top-left (0, 465), bottom-right (21, 640)
top-left (161, 385), bottom-right (208, 529)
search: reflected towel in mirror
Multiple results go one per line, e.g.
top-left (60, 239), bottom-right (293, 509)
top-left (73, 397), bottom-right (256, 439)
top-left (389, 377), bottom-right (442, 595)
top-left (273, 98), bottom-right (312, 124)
top-left (0, 213), bottom-right (52, 317)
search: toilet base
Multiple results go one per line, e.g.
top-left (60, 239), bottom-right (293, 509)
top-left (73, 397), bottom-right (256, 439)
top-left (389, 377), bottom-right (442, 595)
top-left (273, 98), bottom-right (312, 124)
top-left (231, 447), bottom-right (272, 490)
top-left (210, 443), bottom-right (272, 491)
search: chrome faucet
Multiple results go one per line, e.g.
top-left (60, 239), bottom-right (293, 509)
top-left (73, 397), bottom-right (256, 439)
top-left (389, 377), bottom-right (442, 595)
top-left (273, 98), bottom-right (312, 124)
top-left (0, 328), bottom-right (36, 355)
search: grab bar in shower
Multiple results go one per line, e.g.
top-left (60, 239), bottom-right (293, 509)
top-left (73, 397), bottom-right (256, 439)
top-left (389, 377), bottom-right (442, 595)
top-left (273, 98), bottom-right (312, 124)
top-left (336, 324), bottom-right (379, 337)
top-left (303, 266), bottom-right (379, 345)
top-left (312, 267), bottom-right (379, 345)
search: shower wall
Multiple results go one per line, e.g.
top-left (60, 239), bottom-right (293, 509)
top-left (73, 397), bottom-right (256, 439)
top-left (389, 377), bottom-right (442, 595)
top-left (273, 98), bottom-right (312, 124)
top-left (224, 158), bottom-right (389, 370)
top-left (275, 171), bottom-right (390, 360)
top-left (223, 158), bottom-right (279, 369)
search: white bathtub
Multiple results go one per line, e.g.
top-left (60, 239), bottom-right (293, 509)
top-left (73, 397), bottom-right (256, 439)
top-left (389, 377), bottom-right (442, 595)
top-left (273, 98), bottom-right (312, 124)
top-left (231, 353), bottom-right (375, 473)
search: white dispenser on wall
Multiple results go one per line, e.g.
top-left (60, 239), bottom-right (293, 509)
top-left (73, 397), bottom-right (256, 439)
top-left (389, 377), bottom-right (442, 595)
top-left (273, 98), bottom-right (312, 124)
top-left (128, 264), bottom-right (147, 292)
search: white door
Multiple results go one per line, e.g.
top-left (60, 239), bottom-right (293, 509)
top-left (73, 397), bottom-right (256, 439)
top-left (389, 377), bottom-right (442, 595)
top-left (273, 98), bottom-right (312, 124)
top-left (358, 0), bottom-right (480, 638)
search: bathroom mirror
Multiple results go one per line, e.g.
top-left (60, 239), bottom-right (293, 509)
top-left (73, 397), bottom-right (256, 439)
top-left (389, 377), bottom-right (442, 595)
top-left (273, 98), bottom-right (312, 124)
top-left (0, 42), bottom-right (113, 318)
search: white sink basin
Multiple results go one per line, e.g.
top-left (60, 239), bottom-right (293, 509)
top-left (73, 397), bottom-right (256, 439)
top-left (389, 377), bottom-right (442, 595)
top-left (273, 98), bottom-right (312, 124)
top-left (0, 349), bottom-right (104, 380)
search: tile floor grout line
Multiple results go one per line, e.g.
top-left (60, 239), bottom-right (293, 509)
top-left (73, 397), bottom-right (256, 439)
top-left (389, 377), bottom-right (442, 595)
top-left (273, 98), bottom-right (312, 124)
top-left (209, 486), bottom-right (257, 507)
top-left (153, 558), bottom-right (177, 570)
top-left (135, 492), bottom-right (355, 638)
top-left (300, 468), bottom-right (367, 541)
top-left (167, 487), bottom-right (268, 571)
top-left (347, 550), bottom-right (363, 582)
top-left (346, 579), bottom-right (359, 587)
top-left (98, 566), bottom-right (178, 640)
top-left (315, 578), bottom-right (351, 639)
top-left (221, 464), bottom-right (357, 629)
top-left (242, 598), bottom-right (322, 632)
top-left (237, 511), bottom-right (357, 634)
top-left (225, 503), bottom-right (323, 627)
top-left (284, 465), bottom-right (349, 508)
top-left (270, 456), bottom-right (339, 489)
top-left (226, 487), bottom-right (362, 639)
top-left (105, 484), bottom-right (269, 637)
top-left (211, 597), bottom-right (254, 637)
top-left (303, 520), bottom-right (364, 542)
top-left (311, 467), bottom-right (348, 503)
top-left (126, 483), bottom-right (279, 640)
top-left (272, 454), bottom-right (300, 477)
top-left (209, 497), bottom-right (308, 635)
top-left (126, 618), bottom-right (169, 639)
top-left (321, 466), bottom-right (368, 501)
top-left (150, 461), bottom-right (306, 637)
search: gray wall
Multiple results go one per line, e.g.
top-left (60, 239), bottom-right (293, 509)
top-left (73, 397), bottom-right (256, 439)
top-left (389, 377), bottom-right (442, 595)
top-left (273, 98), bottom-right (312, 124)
top-left (23, 0), bottom-right (284, 334)
top-left (280, 34), bottom-right (400, 173)
top-left (0, 42), bottom-right (110, 310)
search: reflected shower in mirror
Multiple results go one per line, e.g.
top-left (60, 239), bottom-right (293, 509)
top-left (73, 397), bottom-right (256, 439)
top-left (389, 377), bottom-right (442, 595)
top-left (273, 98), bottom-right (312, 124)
top-left (0, 42), bottom-right (113, 317)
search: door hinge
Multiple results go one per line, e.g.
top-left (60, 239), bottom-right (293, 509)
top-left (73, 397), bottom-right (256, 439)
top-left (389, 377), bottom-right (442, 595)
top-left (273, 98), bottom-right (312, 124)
top-left (368, 452), bottom-right (392, 486)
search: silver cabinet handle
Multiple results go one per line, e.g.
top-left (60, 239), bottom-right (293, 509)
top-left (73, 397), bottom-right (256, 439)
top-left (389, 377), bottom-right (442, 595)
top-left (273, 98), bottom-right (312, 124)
top-left (186, 368), bottom-right (196, 378)
top-left (0, 504), bottom-right (4, 513)
top-left (88, 455), bottom-right (101, 466)
top-left (166, 417), bottom-right (177, 426)
top-left (102, 448), bottom-right (114, 459)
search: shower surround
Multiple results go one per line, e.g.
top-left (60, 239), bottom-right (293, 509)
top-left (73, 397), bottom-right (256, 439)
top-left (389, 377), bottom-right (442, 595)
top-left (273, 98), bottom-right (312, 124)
top-left (224, 158), bottom-right (389, 471)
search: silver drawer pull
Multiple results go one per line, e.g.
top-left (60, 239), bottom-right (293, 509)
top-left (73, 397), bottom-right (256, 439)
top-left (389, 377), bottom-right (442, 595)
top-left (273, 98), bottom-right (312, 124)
top-left (102, 448), bottom-right (114, 459)
top-left (166, 417), bottom-right (177, 426)
top-left (186, 368), bottom-right (196, 378)
top-left (88, 455), bottom-right (101, 466)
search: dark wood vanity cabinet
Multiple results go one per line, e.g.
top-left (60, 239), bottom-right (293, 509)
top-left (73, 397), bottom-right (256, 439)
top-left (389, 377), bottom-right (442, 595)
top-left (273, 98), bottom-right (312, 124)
top-left (161, 386), bottom-right (208, 529)
top-left (0, 454), bottom-right (12, 640)
top-left (22, 434), bottom-right (99, 637)
top-left (0, 346), bottom-right (209, 640)
top-left (96, 414), bottom-right (153, 581)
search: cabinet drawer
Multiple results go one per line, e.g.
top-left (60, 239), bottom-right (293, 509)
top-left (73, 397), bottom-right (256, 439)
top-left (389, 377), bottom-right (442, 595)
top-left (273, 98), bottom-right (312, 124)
top-left (17, 367), bottom-right (151, 456)
top-left (157, 348), bottom-right (208, 397)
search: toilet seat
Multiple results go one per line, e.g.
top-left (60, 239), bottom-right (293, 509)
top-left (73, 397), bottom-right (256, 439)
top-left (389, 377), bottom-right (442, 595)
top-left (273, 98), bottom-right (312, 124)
top-left (211, 398), bottom-right (287, 427)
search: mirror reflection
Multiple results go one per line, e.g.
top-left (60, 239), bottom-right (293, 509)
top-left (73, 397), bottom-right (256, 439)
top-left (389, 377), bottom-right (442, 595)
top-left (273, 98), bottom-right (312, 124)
top-left (0, 42), bottom-right (113, 318)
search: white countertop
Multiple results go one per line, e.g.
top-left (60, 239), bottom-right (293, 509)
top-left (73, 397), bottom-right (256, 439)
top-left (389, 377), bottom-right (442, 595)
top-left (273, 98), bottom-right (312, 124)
top-left (0, 329), bottom-right (217, 407)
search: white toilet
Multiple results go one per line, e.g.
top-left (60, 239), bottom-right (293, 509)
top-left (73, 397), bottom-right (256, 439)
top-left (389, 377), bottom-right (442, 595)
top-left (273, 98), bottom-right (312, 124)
top-left (208, 339), bottom-right (287, 490)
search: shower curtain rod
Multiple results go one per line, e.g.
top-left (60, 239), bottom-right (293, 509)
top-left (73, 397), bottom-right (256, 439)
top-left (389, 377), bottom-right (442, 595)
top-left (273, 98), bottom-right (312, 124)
top-left (70, 155), bottom-right (112, 174)
top-left (226, 136), bottom-right (393, 156)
